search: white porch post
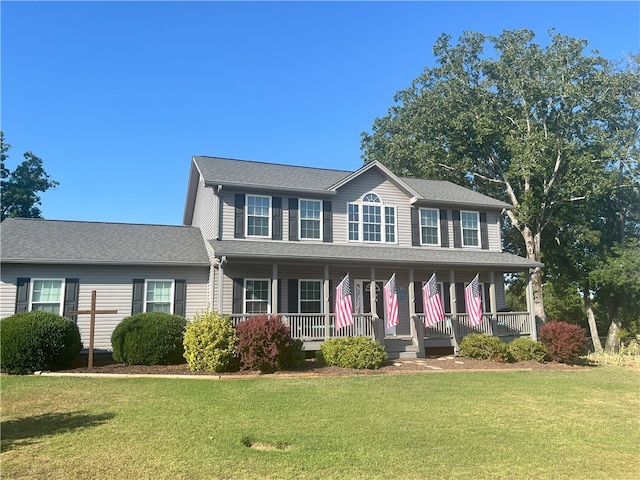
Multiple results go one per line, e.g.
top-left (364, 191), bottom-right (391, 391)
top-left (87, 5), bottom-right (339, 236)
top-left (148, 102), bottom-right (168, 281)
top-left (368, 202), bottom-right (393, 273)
top-left (489, 270), bottom-right (498, 335)
top-left (324, 265), bottom-right (330, 339)
top-left (409, 268), bottom-right (425, 356)
top-left (271, 264), bottom-right (278, 314)
top-left (370, 266), bottom-right (377, 320)
top-left (526, 270), bottom-right (538, 341)
top-left (449, 270), bottom-right (460, 353)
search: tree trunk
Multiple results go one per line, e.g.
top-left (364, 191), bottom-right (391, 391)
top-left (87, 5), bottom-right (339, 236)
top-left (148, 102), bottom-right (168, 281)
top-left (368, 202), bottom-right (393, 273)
top-left (583, 288), bottom-right (603, 353)
top-left (522, 226), bottom-right (546, 324)
top-left (604, 309), bottom-right (622, 354)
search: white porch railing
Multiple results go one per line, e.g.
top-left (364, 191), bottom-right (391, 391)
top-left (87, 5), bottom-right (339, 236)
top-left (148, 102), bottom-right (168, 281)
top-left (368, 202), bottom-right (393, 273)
top-left (227, 313), bottom-right (376, 340)
top-left (417, 312), bottom-right (532, 338)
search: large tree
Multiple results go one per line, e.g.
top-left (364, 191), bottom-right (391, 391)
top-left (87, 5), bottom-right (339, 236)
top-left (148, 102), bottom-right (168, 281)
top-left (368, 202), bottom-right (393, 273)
top-left (361, 29), bottom-right (639, 323)
top-left (1, 132), bottom-right (59, 220)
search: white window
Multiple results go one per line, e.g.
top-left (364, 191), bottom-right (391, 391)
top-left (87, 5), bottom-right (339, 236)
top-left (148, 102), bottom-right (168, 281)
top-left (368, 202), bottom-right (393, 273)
top-left (420, 208), bottom-right (440, 245)
top-left (299, 280), bottom-right (323, 313)
top-left (146, 280), bottom-right (174, 313)
top-left (299, 199), bottom-right (322, 240)
top-left (461, 211), bottom-right (480, 247)
top-left (348, 192), bottom-right (396, 243)
top-left (246, 195), bottom-right (271, 237)
top-left (30, 279), bottom-right (64, 314)
top-left (245, 279), bottom-right (270, 314)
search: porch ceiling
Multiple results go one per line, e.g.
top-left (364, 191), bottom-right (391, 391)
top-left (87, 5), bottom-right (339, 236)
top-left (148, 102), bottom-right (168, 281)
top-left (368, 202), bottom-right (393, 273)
top-left (210, 240), bottom-right (542, 270)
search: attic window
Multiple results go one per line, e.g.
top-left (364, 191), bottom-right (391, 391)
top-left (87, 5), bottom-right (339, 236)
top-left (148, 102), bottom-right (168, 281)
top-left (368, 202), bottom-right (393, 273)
top-left (348, 192), bottom-right (396, 243)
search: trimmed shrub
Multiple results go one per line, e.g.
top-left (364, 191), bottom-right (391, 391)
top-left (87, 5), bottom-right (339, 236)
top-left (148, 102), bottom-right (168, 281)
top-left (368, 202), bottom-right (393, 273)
top-left (539, 321), bottom-right (588, 363)
top-left (183, 310), bottom-right (238, 372)
top-left (459, 334), bottom-right (511, 362)
top-left (111, 312), bottom-right (187, 365)
top-left (1, 311), bottom-right (83, 374)
top-left (507, 337), bottom-right (550, 362)
top-left (319, 336), bottom-right (388, 369)
top-left (235, 315), bottom-right (305, 373)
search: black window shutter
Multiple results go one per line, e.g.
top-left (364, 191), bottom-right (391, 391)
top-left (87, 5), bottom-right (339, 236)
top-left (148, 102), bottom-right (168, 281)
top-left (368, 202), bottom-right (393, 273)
top-left (234, 194), bottom-right (245, 238)
top-left (411, 208), bottom-right (420, 246)
top-left (456, 282), bottom-right (466, 313)
top-left (63, 279), bottom-right (80, 321)
top-left (232, 278), bottom-right (244, 314)
top-left (132, 279), bottom-right (145, 314)
top-left (288, 198), bottom-right (298, 241)
top-left (272, 196), bottom-right (282, 240)
top-left (440, 209), bottom-right (449, 247)
top-left (480, 212), bottom-right (489, 250)
top-left (452, 210), bottom-right (462, 248)
top-left (288, 279), bottom-right (298, 313)
top-left (414, 282), bottom-right (423, 314)
top-left (15, 278), bottom-right (30, 312)
top-left (322, 200), bottom-right (333, 243)
top-left (443, 282), bottom-right (451, 314)
top-left (174, 279), bottom-right (186, 317)
top-left (483, 283), bottom-right (491, 313)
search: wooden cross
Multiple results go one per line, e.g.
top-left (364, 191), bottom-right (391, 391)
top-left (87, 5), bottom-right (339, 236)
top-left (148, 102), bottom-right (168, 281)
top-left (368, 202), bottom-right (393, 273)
top-left (68, 290), bottom-right (118, 369)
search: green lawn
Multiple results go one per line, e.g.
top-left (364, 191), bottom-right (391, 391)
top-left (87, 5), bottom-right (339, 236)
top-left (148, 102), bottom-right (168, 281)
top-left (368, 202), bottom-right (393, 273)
top-left (2, 368), bottom-right (639, 479)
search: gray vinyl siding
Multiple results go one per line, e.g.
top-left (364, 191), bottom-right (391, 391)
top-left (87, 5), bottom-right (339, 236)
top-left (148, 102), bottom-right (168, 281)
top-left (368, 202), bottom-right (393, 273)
top-left (0, 264), bottom-right (209, 351)
top-left (191, 176), bottom-right (217, 246)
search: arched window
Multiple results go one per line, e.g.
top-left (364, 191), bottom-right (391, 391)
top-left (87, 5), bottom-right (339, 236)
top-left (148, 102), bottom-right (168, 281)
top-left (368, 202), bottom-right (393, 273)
top-left (348, 192), bottom-right (396, 243)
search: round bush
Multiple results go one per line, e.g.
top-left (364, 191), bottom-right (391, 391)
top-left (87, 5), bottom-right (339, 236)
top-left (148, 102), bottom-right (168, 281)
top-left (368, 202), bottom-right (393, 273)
top-left (235, 314), bottom-right (304, 373)
top-left (508, 337), bottom-right (550, 362)
top-left (183, 310), bottom-right (238, 372)
top-left (1, 311), bottom-right (83, 374)
top-left (459, 333), bottom-right (511, 361)
top-left (320, 336), bottom-right (388, 369)
top-left (539, 321), bottom-right (588, 363)
top-left (111, 312), bottom-right (187, 365)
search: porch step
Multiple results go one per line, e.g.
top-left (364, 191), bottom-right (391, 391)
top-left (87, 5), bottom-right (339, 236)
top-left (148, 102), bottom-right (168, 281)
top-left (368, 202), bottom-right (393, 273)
top-left (384, 337), bottom-right (423, 360)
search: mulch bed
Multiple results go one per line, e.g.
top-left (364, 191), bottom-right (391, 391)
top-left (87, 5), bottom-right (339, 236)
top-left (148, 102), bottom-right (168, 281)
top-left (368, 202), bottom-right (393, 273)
top-left (58, 355), bottom-right (585, 378)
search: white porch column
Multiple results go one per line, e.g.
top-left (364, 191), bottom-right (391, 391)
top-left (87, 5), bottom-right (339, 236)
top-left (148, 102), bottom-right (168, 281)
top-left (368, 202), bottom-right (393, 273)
top-left (369, 266), bottom-right (377, 320)
top-left (324, 265), bottom-right (330, 339)
top-left (489, 270), bottom-right (497, 335)
top-left (409, 268), bottom-right (425, 356)
top-left (271, 264), bottom-right (278, 314)
top-left (526, 270), bottom-right (538, 341)
top-left (449, 270), bottom-right (460, 353)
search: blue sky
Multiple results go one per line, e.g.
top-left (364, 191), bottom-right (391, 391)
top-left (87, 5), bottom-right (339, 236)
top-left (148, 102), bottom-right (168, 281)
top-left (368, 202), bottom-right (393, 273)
top-left (2, 1), bottom-right (638, 225)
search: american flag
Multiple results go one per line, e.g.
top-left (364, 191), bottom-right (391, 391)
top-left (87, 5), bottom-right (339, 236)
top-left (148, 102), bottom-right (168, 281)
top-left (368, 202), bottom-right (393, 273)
top-left (335, 274), bottom-right (353, 330)
top-left (384, 273), bottom-right (399, 329)
top-left (464, 274), bottom-right (483, 327)
top-left (422, 273), bottom-right (445, 327)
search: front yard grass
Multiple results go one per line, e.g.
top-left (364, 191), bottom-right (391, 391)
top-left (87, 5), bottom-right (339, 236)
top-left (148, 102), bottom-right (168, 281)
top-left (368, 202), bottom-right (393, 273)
top-left (1, 367), bottom-right (639, 479)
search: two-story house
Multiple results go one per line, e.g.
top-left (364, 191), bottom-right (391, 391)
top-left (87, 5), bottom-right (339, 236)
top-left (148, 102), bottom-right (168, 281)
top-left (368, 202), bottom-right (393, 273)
top-left (0, 156), bottom-right (541, 358)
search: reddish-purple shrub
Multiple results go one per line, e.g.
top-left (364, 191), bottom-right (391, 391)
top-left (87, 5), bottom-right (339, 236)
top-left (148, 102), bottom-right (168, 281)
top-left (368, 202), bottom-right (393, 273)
top-left (235, 315), bottom-right (303, 373)
top-left (539, 321), bottom-right (588, 363)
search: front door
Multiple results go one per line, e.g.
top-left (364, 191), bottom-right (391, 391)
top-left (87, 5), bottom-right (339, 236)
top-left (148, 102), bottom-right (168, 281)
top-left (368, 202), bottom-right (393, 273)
top-left (355, 280), bottom-right (393, 335)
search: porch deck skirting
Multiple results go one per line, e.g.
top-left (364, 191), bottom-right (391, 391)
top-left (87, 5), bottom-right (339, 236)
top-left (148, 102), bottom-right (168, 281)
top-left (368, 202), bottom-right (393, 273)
top-left (227, 311), bottom-right (533, 351)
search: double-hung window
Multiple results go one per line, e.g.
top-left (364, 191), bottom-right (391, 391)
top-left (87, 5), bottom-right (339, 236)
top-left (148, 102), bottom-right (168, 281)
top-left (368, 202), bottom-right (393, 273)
top-left (348, 192), bottom-right (396, 243)
top-left (420, 208), bottom-right (440, 245)
top-left (247, 195), bottom-right (271, 237)
top-left (299, 199), bottom-right (322, 240)
top-left (299, 280), bottom-right (322, 313)
top-left (461, 211), bottom-right (480, 247)
top-left (146, 280), bottom-right (173, 313)
top-left (30, 279), bottom-right (64, 314)
top-left (245, 279), bottom-right (270, 314)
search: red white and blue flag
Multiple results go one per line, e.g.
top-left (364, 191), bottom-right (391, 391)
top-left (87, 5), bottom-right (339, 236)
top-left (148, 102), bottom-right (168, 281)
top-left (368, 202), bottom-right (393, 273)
top-left (335, 274), bottom-right (353, 330)
top-left (384, 273), bottom-right (399, 329)
top-left (422, 273), bottom-right (445, 327)
top-left (464, 274), bottom-right (483, 326)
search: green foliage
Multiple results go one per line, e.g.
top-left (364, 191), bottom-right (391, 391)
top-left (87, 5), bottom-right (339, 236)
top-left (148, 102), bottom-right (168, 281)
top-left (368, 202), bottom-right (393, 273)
top-left (1, 132), bottom-right (59, 220)
top-left (0, 311), bottom-right (82, 374)
top-left (319, 336), bottom-right (388, 369)
top-left (235, 315), bottom-right (305, 373)
top-left (459, 334), bottom-right (511, 362)
top-left (111, 312), bottom-right (187, 365)
top-left (539, 321), bottom-right (588, 364)
top-left (542, 281), bottom-right (586, 326)
top-left (183, 310), bottom-right (238, 372)
top-left (507, 337), bottom-right (550, 362)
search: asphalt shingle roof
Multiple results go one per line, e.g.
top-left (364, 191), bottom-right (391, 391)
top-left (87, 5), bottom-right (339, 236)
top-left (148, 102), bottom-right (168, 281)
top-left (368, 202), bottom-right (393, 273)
top-left (192, 156), bottom-right (512, 209)
top-left (211, 239), bottom-right (540, 270)
top-left (1, 218), bottom-right (211, 266)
